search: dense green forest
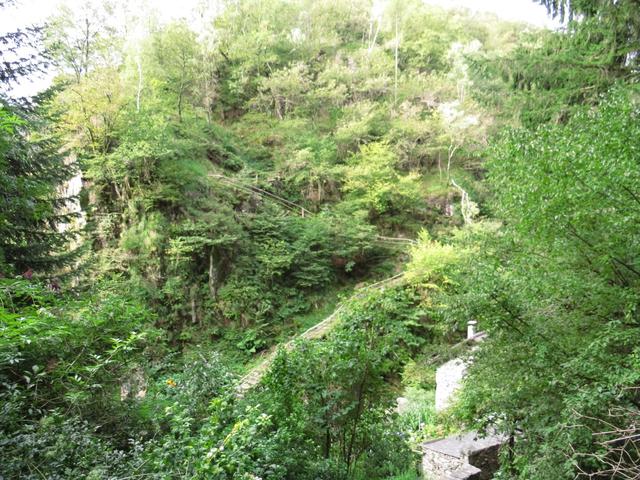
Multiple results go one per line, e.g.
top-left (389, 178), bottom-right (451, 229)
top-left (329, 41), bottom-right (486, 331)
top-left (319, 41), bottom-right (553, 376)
top-left (1, 0), bottom-right (639, 478)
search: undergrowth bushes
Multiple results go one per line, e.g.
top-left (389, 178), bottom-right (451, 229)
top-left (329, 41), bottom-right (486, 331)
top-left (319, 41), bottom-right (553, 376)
top-left (0, 278), bottom-right (436, 479)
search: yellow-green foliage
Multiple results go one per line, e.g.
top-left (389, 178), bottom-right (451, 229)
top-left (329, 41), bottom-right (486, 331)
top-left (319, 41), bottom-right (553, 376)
top-left (405, 223), bottom-right (501, 287)
top-left (404, 230), bottom-right (461, 286)
top-left (119, 214), bottom-right (165, 257)
top-left (341, 141), bottom-right (421, 215)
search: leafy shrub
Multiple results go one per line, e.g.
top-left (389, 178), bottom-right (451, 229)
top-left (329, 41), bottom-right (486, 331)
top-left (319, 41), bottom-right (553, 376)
top-left (0, 279), bottom-right (161, 477)
top-left (341, 142), bottom-right (422, 219)
top-left (436, 87), bottom-right (640, 478)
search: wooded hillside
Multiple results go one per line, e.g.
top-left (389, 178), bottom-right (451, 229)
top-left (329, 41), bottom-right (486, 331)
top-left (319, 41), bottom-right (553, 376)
top-left (1, 0), bottom-right (638, 478)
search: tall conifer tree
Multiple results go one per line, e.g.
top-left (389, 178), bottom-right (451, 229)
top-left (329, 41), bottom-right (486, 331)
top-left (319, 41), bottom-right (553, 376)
top-left (0, 0), bottom-right (79, 275)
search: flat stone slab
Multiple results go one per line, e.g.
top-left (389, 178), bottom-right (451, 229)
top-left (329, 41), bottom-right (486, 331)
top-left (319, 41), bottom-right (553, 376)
top-left (423, 431), bottom-right (504, 459)
top-left (445, 463), bottom-right (482, 479)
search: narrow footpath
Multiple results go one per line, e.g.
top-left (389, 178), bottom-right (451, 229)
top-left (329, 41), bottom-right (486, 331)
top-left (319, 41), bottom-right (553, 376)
top-left (235, 273), bottom-right (405, 396)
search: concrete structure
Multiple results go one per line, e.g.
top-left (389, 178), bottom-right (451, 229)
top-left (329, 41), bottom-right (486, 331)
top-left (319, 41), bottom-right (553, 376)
top-left (435, 358), bottom-right (467, 412)
top-left (396, 396), bottom-right (410, 414)
top-left (422, 431), bottom-right (503, 480)
top-left (425, 322), bottom-right (504, 479)
top-left (467, 320), bottom-right (477, 340)
top-left (435, 321), bottom-right (485, 412)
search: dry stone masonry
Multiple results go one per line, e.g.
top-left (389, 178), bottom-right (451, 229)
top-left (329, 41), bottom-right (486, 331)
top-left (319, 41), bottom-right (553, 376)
top-left (422, 431), bottom-right (503, 480)
top-left (424, 321), bottom-right (503, 479)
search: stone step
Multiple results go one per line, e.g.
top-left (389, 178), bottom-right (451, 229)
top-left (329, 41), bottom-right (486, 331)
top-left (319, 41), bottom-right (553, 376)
top-left (443, 463), bottom-right (482, 480)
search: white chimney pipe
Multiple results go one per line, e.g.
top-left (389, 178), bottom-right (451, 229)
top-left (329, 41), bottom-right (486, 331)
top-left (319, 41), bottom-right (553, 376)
top-left (467, 320), bottom-right (477, 340)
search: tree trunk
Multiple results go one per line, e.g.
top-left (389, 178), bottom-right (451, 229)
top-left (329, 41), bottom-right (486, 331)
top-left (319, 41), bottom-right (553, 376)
top-left (394, 15), bottom-right (399, 109)
top-left (346, 364), bottom-right (368, 474)
top-left (208, 250), bottom-right (217, 298)
top-left (190, 286), bottom-right (197, 324)
top-left (451, 177), bottom-right (473, 225)
top-left (447, 143), bottom-right (459, 180)
top-left (136, 54), bottom-right (143, 112)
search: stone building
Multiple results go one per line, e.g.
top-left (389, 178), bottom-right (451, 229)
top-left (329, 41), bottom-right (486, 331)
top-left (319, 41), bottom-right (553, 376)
top-left (423, 321), bottom-right (502, 479)
top-left (422, 431), bottom-right (503, 480)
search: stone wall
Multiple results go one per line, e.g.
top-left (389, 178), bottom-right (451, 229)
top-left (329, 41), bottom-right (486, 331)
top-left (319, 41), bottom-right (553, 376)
top-left (467, 444), bottom-right (501, 480)
top-left (422, 449), bottom-right (477, 480)
top-left (422, 431), bottom-right (504, 480)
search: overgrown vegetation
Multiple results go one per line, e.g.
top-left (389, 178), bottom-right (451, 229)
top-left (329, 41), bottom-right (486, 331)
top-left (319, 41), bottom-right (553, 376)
top-left (1, 0), bottom-right (639, 478)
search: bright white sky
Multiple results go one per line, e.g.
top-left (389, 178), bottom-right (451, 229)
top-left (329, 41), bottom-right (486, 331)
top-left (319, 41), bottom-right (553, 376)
top-left (425, 0), bottom-right (557, 28)
top-left (1, 0), bottom-right (558, 97)
top-left (1, 0), bottom-right (558, 30)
